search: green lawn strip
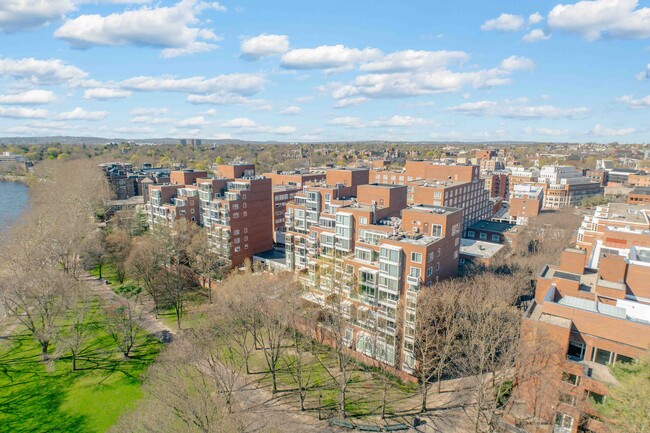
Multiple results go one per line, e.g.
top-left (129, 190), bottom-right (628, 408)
top-left (0, 315), bottom-right (161, 433)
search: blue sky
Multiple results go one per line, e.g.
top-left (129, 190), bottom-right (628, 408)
top-left (0, 0), bottom-right (649, 143)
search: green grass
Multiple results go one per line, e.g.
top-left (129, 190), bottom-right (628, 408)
top-left (0, 318), bottom-right (162, 433)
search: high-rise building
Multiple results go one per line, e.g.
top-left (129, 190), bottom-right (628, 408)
top-left (284, 168), bottom-right (464, 375)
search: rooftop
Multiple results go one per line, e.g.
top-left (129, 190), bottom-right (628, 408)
top-left (593, 203), bottom-right (650, 224)
top-left (409, 178), bottom-right (469, 188)
top-left (406, 204), bottom-right (462, 216)
top-left (630, 187), bottom-right (650, 196)
top-left (468, 220), bottom-right (517, 234)
top-left (460, 238), bottom-right (505, 258)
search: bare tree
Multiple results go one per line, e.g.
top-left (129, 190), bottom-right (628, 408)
top-left (126, 235), bottom-right (165, 316)
top-left (80, 229), bottom-right (107, 280)
top-left (257, 272), bottom-right (301, 394)
top-left (187, 229), bottom-right (227, 304)
top-left (105, 228), bottom-right (132, 284)
top-left (314, 257), bottom-right (358, 419)
top-left (59, 284), bottom-right (96, 371)
top-left (104, 299), bottom-right (141, 358)
top-left (413, 280), bottom-right (464, 413)
top-left (284, 329), bottom-right (315, 411)
top-left (456, 277), bottom-right (522, 433)
top-left (1, 267), bottom-right (72, 357)
top-left (110, 338), bottom-right (246, 433)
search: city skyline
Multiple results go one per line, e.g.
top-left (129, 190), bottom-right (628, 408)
top-left (0, 0), bottom-right (650, 143)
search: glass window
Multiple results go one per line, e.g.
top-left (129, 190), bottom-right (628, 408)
top-left (479, 232), bottom-right (488, 240)
top-left (562, 372), bottom-right (580, 386)
top-left (567, 341), bottom-right (585, 362)
top-left (594, 348), bottom-right (612, 365)
top-left (411, 252), bottom-right (422, 263)
top-left (554, 413), bottom-right (573, 430)
top-left (491, 234), bottom-right (500, 242)
top-left (467, 230), bottom-right (475, 238)
top-left (616, 354), bottom-right (634, 364)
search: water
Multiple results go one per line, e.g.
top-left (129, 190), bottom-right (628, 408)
top-left (0, 181), bottom-right (30, 235)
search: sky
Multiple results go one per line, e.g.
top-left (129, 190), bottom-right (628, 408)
top-left (0, 0), bottom-right (649, 143)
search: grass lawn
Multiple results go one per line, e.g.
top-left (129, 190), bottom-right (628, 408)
top-left (0, 318), bottom-right (161, 433)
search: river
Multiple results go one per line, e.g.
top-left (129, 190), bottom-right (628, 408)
top-left (0, 180), bottom-right (30, 236)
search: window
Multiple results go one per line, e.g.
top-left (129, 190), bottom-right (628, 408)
top-left (431, 224), bottom-right (442, 237)
top-left (554, 413), bottom-right (574, 431)
top-left (585, 390), bottom-right (605, 405)
top-left (616, 354), bottom-right (634, 364)
top-left (593, 348), bottom-right (612, 365)
top-left (234, 246), bottom-right (241, 252)
top-left (428, 252), bottom-right (434, 262)
top-left (491, 234), bottom-right (500, 242)
top-left (559, 393), bottom-right (576, 406)
top-left (411, 252), bottom-right (422, 263)
top-left (435, 262), bottom-right (440, 271)
top-left (567, 341), bottom-right (585, 362)
top-left (467, 230), bottom-right (476, 238)
top-left (410, 267), bottom-right (421, 278)
top-left (479, 232), bottom-right (488, 240)
top-left (359, 216), bottom-right (368, 226)
top-left (562, 372), bottom-right (580, 386)
top-left (427, 267), bottom-right (433, 277)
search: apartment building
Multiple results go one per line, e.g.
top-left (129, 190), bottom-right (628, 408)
top-left (509, 184), bottom-right (544, 225)
top-left (272, 185), bottom-right (301, 243)
top-left (0, 152), bottom-right (28, 172)
top-left (284, 172), bottom-right (463, 375)
top-left (100, 162), bottom-right (170, 200)
top-left (262, 169), bottom-right (326, 188)
top-left (196, 169), bottom-right (273, 267)
top-left (147, 183), bottom-right (200, 226)
top-left (511, 204), bottom-right (650, 433)
top-left (408, 178), bottom-right (492, 231)
top-left (483, 172), bottom-right (509, 200)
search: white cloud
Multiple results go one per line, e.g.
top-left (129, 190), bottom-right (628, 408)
top-left (548, 0), bottom-right (650, 41)
top-left (5, 121), bottom-right (89, 135)
top-left (220, 117), bottom-right (297, 134)
top-left (0, 57), bottom-right (87, 85)
top-left (0, 89), bottom-right (56, 104)
top-left (523, 126), bottom-right (569, 136)
top-left (0, 106), bottom-right (48, 118)
top-left (281, 45), bottom-right (382, 72)
top-left (0, 0), bottom-right (74, 33)
top-left (240, 34), bottom-right (290, 60)
top-left (618, 94), bottom-right (650, 108)
top-left (636, 63), bottom-right (650, 80)
top-left (295, 96), bottom-right (314, 103)
top-left (369, 115), bottom-right (430, 127)
top-left (589, 124), bottom-right (636, 136)
top-left (222, 117), bottom-right (257, 128)
top-left (328, 56), bottom-right (532, 100)
top-left (58, 107), bottom-right (108, 120)
top-left (333, 97), bottom-right (368, 108)
top-left (327, 116), bottom-right (364, 128)
top-left (114, 126), bottom-right (156, 135)
top-left (500, 55), bottom-right (535, 71)
top-left (131, 115), bottom-right (172, 124)
top-left (177, 115), bottom-right (209, 127)
top-left (130, 107), bottom-right (168, 115)
top-left (327, 115), bottom-right (430, 128)
top-left (447, 99), bottom-right (590, 119)
top-left (121, 73), bottom-right (265, 95)
top-left (523, 29), bottom-right (551, 42)
top-left (84, 87), bottom-right (131, 100)
top-left (481, 13), bottom-right (525, 32)
top-left (528, 12), bottom-right (544, 25)
top-left (280, 105), bottom-right (301, 115)
top-left (359, 49), bottom-right (469, 73)
top-left (54, 0), bottom-right (226, 57)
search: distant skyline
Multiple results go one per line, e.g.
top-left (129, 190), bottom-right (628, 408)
top-left (0, 0), bottom-right (649, 143)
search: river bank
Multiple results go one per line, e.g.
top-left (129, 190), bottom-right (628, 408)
top-left (0, 173), bottom-right (33, 184)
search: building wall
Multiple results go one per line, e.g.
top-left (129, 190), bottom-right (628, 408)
top-left (170, 170), bottom-right (208, 186)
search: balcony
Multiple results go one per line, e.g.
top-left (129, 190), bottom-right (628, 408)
top-left (407, 275), bottom-right (420, 286)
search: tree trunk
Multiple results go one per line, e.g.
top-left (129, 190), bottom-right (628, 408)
top-left (437, 368), bottom-right (443, 393)
top-left (381, 380), bottom-right (387, 419)
top-left (41, 340), bottom-right (49, 357)
top-left (98, 263), bottom-right (103, 280)
top-left (207, 276), bottom-right (212, 304)
top-left (72, 351), bottom-right (77, 371)
top-left (175, 305), bottom-right (182, 330)
top-left (271, 369), bottom-right (277, 394)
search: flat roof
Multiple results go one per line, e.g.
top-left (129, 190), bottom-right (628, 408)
top-left (364, 183), bottom-right (407, 189)
top-left (631, 187), bottom-right (650, 196)
top-left (460, 238), bottom-right (505, 258)
top-left (406, 204), bottom-right (462, 215)
top-left (468, 220), bottom-right (516, 233)
top-left (253, 248), bottom-right (286, 264)
top-left (409, 179), bottom-right (469, 187)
